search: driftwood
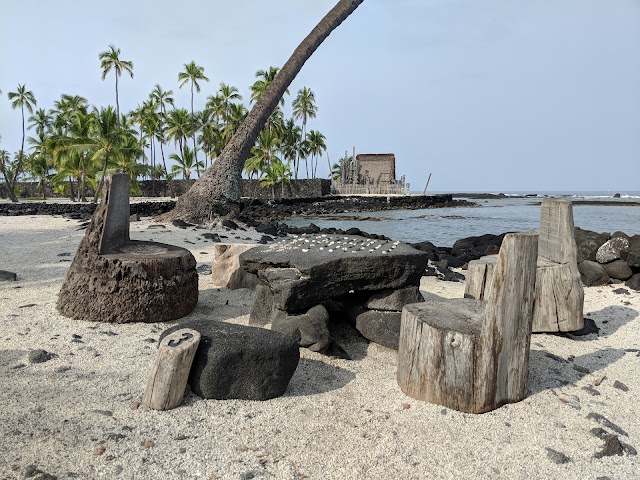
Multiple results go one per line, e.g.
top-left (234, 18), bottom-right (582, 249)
top-left (397, 233), bottom-right (538, 413)
top-left (143, 329), bottom-right (201, 411)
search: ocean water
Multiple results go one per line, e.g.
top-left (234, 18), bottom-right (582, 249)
top-left (285, 191), bottom-right (640, 246)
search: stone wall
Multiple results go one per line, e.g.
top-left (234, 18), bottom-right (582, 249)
top-left (3, 178), bottom-right (332, 199)
top-left (241, 179), bottom-right (331, 199)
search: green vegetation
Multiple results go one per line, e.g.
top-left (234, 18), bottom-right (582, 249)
top-left (1, 45), bottom-right (329, 202)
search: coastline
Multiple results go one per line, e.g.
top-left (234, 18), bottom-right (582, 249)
top-left (0, 215), bottom-right (638, 479)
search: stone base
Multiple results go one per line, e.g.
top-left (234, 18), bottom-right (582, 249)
top-left (58, 240), bottom-right (198, 323)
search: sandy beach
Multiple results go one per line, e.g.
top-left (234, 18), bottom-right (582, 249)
top-left (1, 214), bottom-right (638, 479)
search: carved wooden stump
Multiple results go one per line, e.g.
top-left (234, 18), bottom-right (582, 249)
top-left (398, 233), bottom-right (538, 414)
top-left (143, 329), bottom-right (201, 411)
top-left (57, 173), bottom-right (198, 323)
top-left (532, 199), bottom-right (583, 332)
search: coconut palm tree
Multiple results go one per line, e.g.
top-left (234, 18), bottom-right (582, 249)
top-left (170, 0), bottom-right (364, 222)
top-left (52, 94), bottom-right (89, 133)
top-left (248, 130), bottom-right (280, 178)
top-left (166, 108), bottom-right (191, 154)
top-left (170, 145), bottom-right (202, 180)
top-left (292, 87), bottom-right (317, 178)
top-left (7, 83), bottom-right (37, 202)
top-left (28, 108), bottom-right (52, 137)
top-left (280, 118), bottom-right (302, 179)
top-left (178, 61), bottom-right (209, 176)
top-left (223, 103), bottom-right (248, 144)
top-left (306, 129), bottom-right (326, 178)
top-left (99, 45), bottom-right (134, 123)
top-left (149, 85), bottom-right (174, 182)
top-left (217, 83), bottom-right (242, 125)
top-left (0, 149), bottom-right (18, 200)
top-left (250, 67), bottom-right (288, 106)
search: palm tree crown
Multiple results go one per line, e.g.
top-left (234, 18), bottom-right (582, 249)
top-left (178, 61), bottom-right (209, 176)
top-left (99, 45), bottom-right (134, 121)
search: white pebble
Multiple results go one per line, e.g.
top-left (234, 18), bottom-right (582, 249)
top-left (328, 249), bottom-right (333, 252)
top-left (302, 249), bottom-right (309, 253)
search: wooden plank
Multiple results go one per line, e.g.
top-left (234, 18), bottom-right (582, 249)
top-left (143, 328), bottom-right (201, 411)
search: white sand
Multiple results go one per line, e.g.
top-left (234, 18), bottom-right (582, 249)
top-left (0, 214), bottom-right (639, 479)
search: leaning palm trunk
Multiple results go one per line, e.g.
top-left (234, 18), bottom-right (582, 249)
top-left (167, 0), bottom-right (364, 222)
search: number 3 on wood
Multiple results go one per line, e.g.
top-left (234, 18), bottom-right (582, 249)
top-left (168, 332), bottom-right (193, 347)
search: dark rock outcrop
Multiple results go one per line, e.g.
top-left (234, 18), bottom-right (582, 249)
top-left (161, 320), bottom-right (299, 401)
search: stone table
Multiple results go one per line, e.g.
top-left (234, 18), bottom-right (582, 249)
top-left (240, 234), bottom-right (429, 351)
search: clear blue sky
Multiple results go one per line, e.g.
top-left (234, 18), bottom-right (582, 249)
top-left (1, 0), bottom-right (639, 192)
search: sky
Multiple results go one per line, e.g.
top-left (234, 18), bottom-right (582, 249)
top-left (1, 0), bottom-right (639, 192)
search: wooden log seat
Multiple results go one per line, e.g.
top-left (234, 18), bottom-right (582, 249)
top-left (397, 233), bottom-right (539, 413)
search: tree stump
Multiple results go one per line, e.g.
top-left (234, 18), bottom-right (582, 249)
top-left (398, 233), bottom-right (538, 413)
top-left (143, 328), bottom-right (201, 411)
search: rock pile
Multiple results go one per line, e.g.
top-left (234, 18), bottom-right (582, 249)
top-left (414, 228), bottom-right (640, 291)
top-left (240, 234), bottom-right (429, 352)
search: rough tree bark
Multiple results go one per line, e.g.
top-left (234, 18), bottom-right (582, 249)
top-left (165, 0), bottom-right (365, 223)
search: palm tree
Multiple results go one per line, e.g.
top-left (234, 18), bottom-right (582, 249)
top-left (149, 85), bottom-right (174, 183)
top-left (331, 162), bottom-right (343, 182)
top-left (306, 129), bottom-right (327, 178)
top-left (7, 83), bottom-right (37, 202)
top-left (178, 61), bottom-right (209, 176)
top-left (292, 87), bottom-right (317, 178)
top-left (280, 118), bottom-right (302, 179)
top-left (217, 83), bottom-right (242, 126)
top-left (250, 67), bottom-right (288, 106)
top-left (99, 45), bottom-right (134, 123)
top-left (170, 145), bottom-right (202, 180)
top-left (245, 130), bottom-right (280, 180)
top-left (166, 108), bottom-right (191, 153)
top-left (169, 0), bottom-right (364, 221)
top-left (28, 108), bottom-right (52, 137)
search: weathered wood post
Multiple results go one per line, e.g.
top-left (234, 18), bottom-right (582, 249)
top-left (532, 198), bottom-right (584, 332)
top-left (464, 255), bottom-right (497, 300)
top-left (143, 328), bottom-right (201, 411)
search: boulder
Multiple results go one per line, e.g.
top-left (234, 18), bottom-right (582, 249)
top-left (365, 286), bottom-right (424, 311)
top-left (574, 228), bottom-right (609, 263)
top-left (241, 235), bottom-right (429, 313)
top-left (623, 247), bottom-right (640, 268)
top-left (212, 244), bottom-right (258, 289)
top-left (249, 284), bottom-right (277, 326)
top-left (161, 320), bottom-right (299, 401)
top-left (0, 270), bottom-right (17, 282)
top-left (578, 261), bottom-right (610, 287)
top-left (601, 260), bottom-right (633, 281)
top-left (355, 310), bottom-right (402, 350)
top-left (271, 304), bottom-right (330, 352)
top-left (451, 233), bottom-right (505, 258)
top-left (626, 273), bottom-right (640, 291)
top-left (596, 237), bottom-right (629, 264)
